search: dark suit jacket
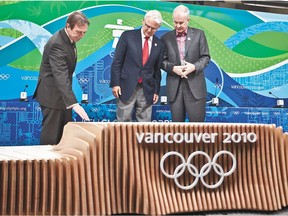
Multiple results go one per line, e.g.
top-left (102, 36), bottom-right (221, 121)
top-left (110, 29), bottom-right (164, 105)
top-left (161, 27), bottom-right (210, 102)
top-left (33, 28), bottom-right (77, 109)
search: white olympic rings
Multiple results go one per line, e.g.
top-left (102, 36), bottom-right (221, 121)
top-left (160, 150), bottom-right (236, 190)
top-left (0, 74), bottom-right (10, 80)
top-left (78, 78), bottom-right (89, 83)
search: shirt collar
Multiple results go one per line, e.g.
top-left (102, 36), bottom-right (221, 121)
top-left (176, 30), bottom-right (187, 37)
top-left (64, 28), bottom-right (74, 44)
top-left (141, 28), bottom-right (152, 41)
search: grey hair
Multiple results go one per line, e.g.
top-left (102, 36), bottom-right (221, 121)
top-left (173, 5), bottom-right (190, 18)
top-left (144, 10), bottom-right (163, 25)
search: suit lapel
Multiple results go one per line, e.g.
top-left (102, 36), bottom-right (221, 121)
top-left (149, 36), bottom-right (159, 62)
top-left (69, 41), bottom-right (77, 71)
top-left (135, 30), bottom-right (143, 65)
top-left (170, 30), bottom-right (181, 62)
top-left (60, 29), bottom-right (77, 71)
top-left (184, 27), bottom-right (193, 57)
top-left (73, 43), bottom-right (77, 69)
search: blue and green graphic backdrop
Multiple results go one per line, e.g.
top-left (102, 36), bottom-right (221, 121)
top-left (0, 1), bottom-right (287, 145)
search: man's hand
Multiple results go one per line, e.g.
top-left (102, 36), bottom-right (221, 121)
top-left (72, 104), bottom-right (90, 121)
top-left (153, 94), bottom-right (159, 104)
top-left (181, 61), bottom-right (195, 76)
top-left (173, 66), bottom-right (188, 78)
top-left (112, 86), bottom-right (121, 98)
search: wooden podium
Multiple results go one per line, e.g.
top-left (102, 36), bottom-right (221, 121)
top-left (0, 122), bottom-right (287, 215)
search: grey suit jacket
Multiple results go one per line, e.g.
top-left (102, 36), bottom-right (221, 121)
top-left (161, 27), bottom-right (210, 102)
top-left (33, 28), bottom-right (78, 110)
top-left (110, 29), bottom-right (164, 105)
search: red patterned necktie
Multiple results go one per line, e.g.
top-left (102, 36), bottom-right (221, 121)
top-left (139, 36), bottom-right (149, 83)
top-left (142, 36), bottom-right (149, 65)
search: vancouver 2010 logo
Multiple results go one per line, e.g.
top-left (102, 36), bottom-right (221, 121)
top-left (160, 150), bottom-right (236, 190)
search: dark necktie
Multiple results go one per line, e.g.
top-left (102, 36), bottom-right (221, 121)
top-left (72, 42), bottom-right (77, 58)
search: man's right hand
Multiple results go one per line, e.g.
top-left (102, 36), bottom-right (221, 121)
top-left (112, 86), bottom-right (121, 98)
top-left (72, 104), bottom-right (90, 121)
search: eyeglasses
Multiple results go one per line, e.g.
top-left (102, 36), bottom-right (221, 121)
top-left (144, 22), bottom-right (158, 31)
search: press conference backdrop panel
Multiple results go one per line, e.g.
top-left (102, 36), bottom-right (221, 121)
top-left (0, 1), bottom-right (287, 145)
top-left (0, 102), bottom-right (287, 145)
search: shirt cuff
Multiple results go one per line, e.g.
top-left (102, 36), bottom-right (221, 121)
top-left (67, 103), bottom-right (78, 109)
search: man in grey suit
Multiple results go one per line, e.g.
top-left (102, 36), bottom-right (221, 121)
top-left (110, 10), bottom-right (164, 122)
top-left (33, 11), bottom-right (90, 144)
top-left (161, 5), bottom-right (210, 122)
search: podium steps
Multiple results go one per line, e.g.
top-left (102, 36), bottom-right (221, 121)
top-left (0, 122), bottom-right (287, 215)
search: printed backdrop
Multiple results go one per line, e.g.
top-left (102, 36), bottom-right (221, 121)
top-left (0, 1), bottom-right (287, 145)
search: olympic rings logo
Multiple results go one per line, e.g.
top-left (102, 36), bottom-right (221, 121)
top-left (90, 108), bottom-right (100, 112)
top-left (0, 74), bottom-right (10, 80)
top-left (272, 86), bottom-right (280, 91)
top-left (78, 78), bottom-right (89, 84)
top-left (160, 150), bottom-right (236, 190)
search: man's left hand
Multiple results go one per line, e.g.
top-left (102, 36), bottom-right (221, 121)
top-left (153, 94), bottom-right (159, 104)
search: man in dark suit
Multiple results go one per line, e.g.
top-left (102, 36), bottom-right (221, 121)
top-left (33, 11), bottom-right (90, 145)
top-left (161, 4), bottom-right (210, 122)
top-left (110, 10), bottom-right (164, 122)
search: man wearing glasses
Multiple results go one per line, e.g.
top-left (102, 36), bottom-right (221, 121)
top-left (33, 11), bottom-right (90, 145)
top-left (110, 10), bottom-right (164, 122)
